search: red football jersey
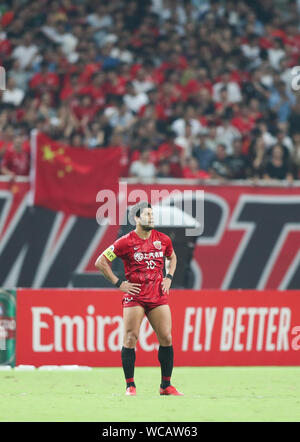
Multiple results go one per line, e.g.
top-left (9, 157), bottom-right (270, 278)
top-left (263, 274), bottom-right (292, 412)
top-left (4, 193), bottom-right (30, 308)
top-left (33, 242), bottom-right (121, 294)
top-left (104, 229), bottom-right (173, 301)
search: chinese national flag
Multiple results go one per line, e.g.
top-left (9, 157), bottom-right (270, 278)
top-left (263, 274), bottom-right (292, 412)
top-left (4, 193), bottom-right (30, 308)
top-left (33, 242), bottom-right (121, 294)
top-left (30, 131), bottom-right (122, 218)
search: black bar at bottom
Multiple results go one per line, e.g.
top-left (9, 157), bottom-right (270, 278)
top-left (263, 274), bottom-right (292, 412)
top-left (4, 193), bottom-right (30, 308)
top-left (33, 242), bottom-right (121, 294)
top-left (0, 421), bottom-right (292, 440)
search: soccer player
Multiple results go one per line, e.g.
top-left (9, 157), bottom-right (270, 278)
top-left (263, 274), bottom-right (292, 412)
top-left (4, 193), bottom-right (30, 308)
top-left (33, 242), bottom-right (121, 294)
top-left (95, 201), bottom-right (184, 396)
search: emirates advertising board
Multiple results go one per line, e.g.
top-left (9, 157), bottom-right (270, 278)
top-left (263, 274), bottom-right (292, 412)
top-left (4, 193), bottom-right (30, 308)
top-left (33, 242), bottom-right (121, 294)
top-left (16, 289), bottom-right (300, 367)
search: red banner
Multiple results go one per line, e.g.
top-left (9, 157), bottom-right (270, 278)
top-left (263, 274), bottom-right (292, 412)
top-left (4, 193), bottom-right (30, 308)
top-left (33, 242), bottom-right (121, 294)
top-left (16, 289), bottom-right (300, 366)
top-left (0, 180), bottom-right (300, 289)
top-left (30, 131), bottom-right (122, 217)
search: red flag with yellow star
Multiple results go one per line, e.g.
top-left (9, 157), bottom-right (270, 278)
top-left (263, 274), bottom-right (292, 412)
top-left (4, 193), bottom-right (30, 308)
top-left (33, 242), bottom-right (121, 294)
top-left (30, 131), bottom-right (122, 218)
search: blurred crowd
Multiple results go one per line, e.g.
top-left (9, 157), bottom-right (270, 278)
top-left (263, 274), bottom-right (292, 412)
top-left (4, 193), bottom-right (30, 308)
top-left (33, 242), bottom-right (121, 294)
top-left (0, 0), bottom-right (300, 182)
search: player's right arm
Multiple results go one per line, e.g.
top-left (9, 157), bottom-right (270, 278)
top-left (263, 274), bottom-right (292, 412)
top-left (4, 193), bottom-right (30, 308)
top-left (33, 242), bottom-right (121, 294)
top-left (95, 246), bottom-right (141, 296)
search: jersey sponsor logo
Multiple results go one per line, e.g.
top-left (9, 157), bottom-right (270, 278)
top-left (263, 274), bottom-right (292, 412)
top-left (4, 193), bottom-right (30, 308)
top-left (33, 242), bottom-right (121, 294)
top-left (134, 252), bottom-right (144, 262)
top-left (153, 241), bottom-right (162, 250)
top-left (133, 246), bottom-right (139, 250)
top-left (134, 251), bottom-right (163, 261)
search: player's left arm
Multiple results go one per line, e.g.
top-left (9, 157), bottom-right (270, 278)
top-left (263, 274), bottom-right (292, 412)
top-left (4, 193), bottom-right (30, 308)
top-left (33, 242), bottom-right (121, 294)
top-left (162, 250), bottom-right (177, 294)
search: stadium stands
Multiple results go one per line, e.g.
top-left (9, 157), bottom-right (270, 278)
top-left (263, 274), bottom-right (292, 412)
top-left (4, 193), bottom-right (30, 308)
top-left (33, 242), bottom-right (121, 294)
top-left (0, 0), bottom-right (299, 181)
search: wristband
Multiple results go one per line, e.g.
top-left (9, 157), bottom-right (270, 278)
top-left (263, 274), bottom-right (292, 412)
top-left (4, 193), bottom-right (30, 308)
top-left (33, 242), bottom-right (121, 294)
top-left (115, 278), bottom-right (124, 288)
top-left (166, 274), bottom-right (173, 281)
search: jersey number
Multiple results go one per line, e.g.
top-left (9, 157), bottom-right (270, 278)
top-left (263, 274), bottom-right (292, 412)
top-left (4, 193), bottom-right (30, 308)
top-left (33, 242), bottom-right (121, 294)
top-left (146, 260), bottom-right (156, 269)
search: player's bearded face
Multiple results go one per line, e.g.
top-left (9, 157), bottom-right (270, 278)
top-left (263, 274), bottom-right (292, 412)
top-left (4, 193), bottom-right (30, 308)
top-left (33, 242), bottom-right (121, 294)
top-left (139, 209), bottom-right (154, 231)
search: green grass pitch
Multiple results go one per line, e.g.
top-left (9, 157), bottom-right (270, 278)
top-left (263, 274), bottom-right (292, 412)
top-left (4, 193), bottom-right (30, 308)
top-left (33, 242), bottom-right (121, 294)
top-left (0, 367), bottom-right (300, 422)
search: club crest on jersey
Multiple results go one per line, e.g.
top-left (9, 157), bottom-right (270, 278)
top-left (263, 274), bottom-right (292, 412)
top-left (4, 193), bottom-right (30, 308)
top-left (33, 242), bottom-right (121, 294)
top-left (134, 252), bottom-right (144, 262)
top-left (153, 241), bottom-right (162, 250)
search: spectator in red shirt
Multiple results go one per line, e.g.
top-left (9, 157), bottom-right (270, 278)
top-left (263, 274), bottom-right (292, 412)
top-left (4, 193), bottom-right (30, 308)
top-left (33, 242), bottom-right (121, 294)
top-left (77, 45), bottom-right (101, 83)
top-left (248, 98), bottom-right (263, 123)
top-left (71, 95), bottom-right (99, 123)
top-left (109, 130), bottom-right (130, 177)
top-left (157, 129), bottom-right (184, 178)
top-left (157, 80), bottom-right (182, 118)
top-left (158, 50), bottom-right (188, 73)
top-left (185, 67), bottom-right (213, 99)
top-left (183, 157), bottom-right (211, 179)
top-left (231, 104), bottom-right (256, 134)
top-left (1, 134), bottom-right (30, 177)
top-left (143, 59), bottom-right (165, 85)
top-left (0, 34), bottom-right (12, 59)
top-left (105, 68), bottom-right (128, 96)
top-left (167, 70), bottom-right (186, 101)
top-left (29, 61), bottom-right (60, 96)
top-left (60, 73), bottom-right (84, 101)
top-left (77, 72), bottom-right (106, 109)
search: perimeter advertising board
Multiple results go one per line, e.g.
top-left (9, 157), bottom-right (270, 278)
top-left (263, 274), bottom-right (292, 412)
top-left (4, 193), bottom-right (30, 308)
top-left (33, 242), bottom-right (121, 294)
top-left (16, 289), bottom-right (300, 366)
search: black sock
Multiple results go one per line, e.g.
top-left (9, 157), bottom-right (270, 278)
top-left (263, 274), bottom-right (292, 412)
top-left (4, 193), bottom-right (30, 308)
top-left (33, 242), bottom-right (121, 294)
top-left (158, 345), bottom-right (173, 389)
top-left (121, 346), bottom-right (136, 388)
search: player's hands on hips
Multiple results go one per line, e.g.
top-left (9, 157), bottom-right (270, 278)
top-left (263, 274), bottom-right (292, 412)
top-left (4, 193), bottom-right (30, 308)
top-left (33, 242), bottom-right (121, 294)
top-left (161, 277), bottom-right (171, 294)
top-left (120, 281), bottom-right (141, 295)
